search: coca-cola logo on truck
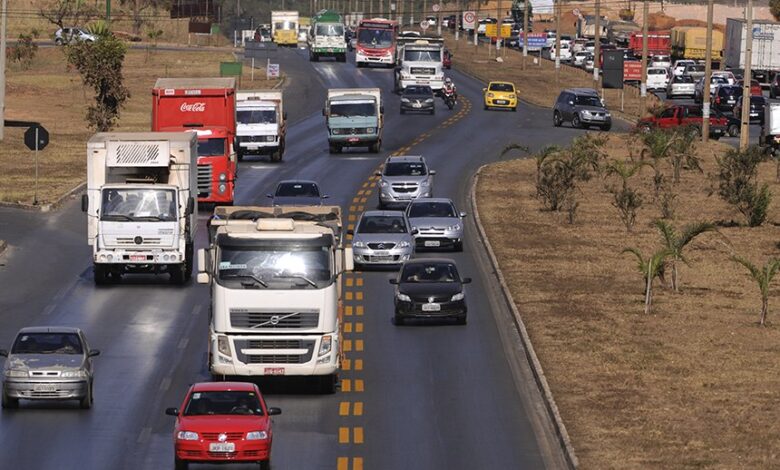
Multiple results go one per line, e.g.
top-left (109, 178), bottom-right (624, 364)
top-left (180, 102), bottom-right (206, 112)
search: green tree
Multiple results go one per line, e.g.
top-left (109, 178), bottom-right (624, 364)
top-left (731, 255), bottom-right (780, 326)
top-left (654, 220), bottom-right (716, 292)
top-left (605, 159), bottom-right (646, 231)
top-left (39, 0), bottom-right (97, 30)
top-left (714, 145), bottom-right (771, 226)
top-left (65, 33), bottom-right (130, 132)
top-left (623, 247), bottom-right (671, 314)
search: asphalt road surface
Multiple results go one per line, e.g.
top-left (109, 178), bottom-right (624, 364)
top-left (0, 45), bottom-right (627, 469)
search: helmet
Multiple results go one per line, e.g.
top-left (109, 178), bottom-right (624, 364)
top-left (444, 77), bottom-right (452, 84)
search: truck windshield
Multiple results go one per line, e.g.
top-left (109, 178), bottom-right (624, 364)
top-left (404, 50), bottom-right (441, 61)
top-left (317, 24), bottom-right (344, 36)
top-left (358, 29), bottom-right (393, 48)
top-left (198, 138), bottom-right (226, 157)
top-left (217, 245), bottom-right (332, 289)
top-left (237, 109), bottom-right (276, 125)
top-left (101, 188), bottom-right (177, 222)
top-left (330, 101), bottom-right (376, 117)
top-left (275, 21), bottom-right (296, 30)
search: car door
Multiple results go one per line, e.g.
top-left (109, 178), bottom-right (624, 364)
top-left (561, 93), bottom-right (574, 121)
top-left (656, 107), bottom-right (679, 129)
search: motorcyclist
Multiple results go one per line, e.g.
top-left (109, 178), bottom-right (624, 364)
top-left (442, 77), bottom-right (457, 100)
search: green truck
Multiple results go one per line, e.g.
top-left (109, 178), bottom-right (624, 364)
top-left (323, 88), bottom-right (384, 154)
top-left (308, 10), bottom-right (347, 62)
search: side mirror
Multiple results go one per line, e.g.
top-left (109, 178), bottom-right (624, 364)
top-left (374, 170), bottom-right (381, 176)
top-left (389, 278), bottom-right (398, 285)
top-left (81, 194), bottom-right (89, 212)
top-left (462, 277), bottom-right (472, 284)
top-left (165, 407), bottom-right (179, 416)
top-left (429, 170), bottom-right (436, 175)
top-left (197, 272), bottom-right (210, 284)
top-left (88, 349), bottom-right (101, 357)
top-left (322, 194), bottom-right (330, 199)
top-left (459, 212), bottom-right (467, 218)
top-left (186, 197), bottom-right (195, 216)
top-left (266, 194), bottom-right (273, 198)
top-left (0, 349), bottom-right (7, 357)
top-left (267, 407), bottom-right (282, 416)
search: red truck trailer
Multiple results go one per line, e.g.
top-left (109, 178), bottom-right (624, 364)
top-left (628, 30), bottom-right (671, 57)
top-left (152, 78), bottom-right (237, 205)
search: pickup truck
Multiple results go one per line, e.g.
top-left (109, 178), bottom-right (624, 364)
top-left (637, 104), bottom-right (727, 139)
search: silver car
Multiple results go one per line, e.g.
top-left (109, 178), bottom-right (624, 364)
top-left (406, 198), bottom-right (466, 251)
top-left (667, 75), bottom-right (695, 98)
top-left (1, 327), bottom-right (99, 409)
top-left (377, 155), bottom-right (435, 209)
top-left (350, 211), bottom-right (415, 268)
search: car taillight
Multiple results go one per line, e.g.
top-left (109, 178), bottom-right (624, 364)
top-left (715, 96), bottom-right (720, 104)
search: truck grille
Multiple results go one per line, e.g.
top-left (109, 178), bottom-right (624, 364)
top-left (230, 310), bottom-right (320, 329)
top-left (234, 339), bottom-right (315, 364)
top-left (197, 164), bottom-right (212, 197)
top-left (115, 237), bottom-right (162, 246)
top-left (392, 182), bottom-right (419, 193)
top-left (410, 67), bottom-right (435, 75)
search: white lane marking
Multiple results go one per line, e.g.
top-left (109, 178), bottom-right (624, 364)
top-left (191, 305), bottom-right (202, 316)
top-left (159, 377), bottom-right (172, 392)
top-left (137, 427), bottom-right (152, 444)
top-left (250, 165), bottom-right (277, 169)
top-left (41, 303), bottom-right (57, 316)
top-left (177, 338), bottom-right (189, 350)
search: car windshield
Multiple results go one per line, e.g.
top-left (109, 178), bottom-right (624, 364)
top-left (217, 245), bottom-right (332, 289)
top-left (357, 215), bottom-right (408, 234)
top-left (237, 109), bottom-right (276, 124)
top-left (648, 69), bottom-right (666, 75)
top-left (408, 202), bottom-right (456, 218)
top-left (12, 333), bottom-right (83, 355)
top-left (330, 101), bottom-right (376, 117)
top-left (686, 65), bottom-right (705, 72)
top-left (275, 182), bottom-right (320, 197)
top-left (401, 262), bottom-right (460, 283)
top-left (316, 24), bottom-right (344, 36)
top-left (404, 50), bottom-right (441, 61)
top-left (384, 162), bottom-right (427, 176)
top-left (101, 188), bottom-right (177, 222)
top-left (404, 86), bottom-right (432, 96)
top-left (358, 29), bottom-right (393, 48)
top-left (751, 96), bottom-right (766, 104)
top-left (198, 138), bottom-right (226, 157)
top-left (674, 76), bottom-right (694, 83)
top-left (575, 95), bottom-right (602, 107)
top-left (184, 391), bottom-right (264, 416)
top-left (489, 83), bottom-right (514, 92)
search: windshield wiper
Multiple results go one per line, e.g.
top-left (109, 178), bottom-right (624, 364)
top-left (133, 215), bottom-right (169, 221)
top-left (101, 214), bottom-right (133, 221)
top-left (274, 273), bottom-right (317, 287)
top-left (222, 273), bottom-right (269, 288)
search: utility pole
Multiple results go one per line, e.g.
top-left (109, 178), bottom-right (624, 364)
top-left (0, 0), bottom-right (7, 142)
top-left (640, 0), bottom-right (648, 116)
top-left (496, 0), bottom-right (502, 55)
top-left (555, 0), bottom-right (561, 82)
top-left (702, 0), bottom-right (713, 142)
top-left (455, 0), bottom-right (460, 41)
top-left (107, 0), bottom-right (111, 23)
top-left (740, 0), bottom-right (753, 150)
top-left (593, 0), bottom-right (601, 85)
top-left (522, 0), bottom-right (529, 69)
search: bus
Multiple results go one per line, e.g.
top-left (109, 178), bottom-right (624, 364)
top-left (355, 18), bottom-right (399, 67)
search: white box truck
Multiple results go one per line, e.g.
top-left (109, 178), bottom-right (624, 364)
top-left (725, 18), bottom-right (780, 87)
top-left (324, 87), bottom-right (384, 153)
top-left (235, 90), bottom-right (287, 162)
top-left (198, 206), bottom-right (353, 393)
top-left (394, 37), bottom-right (445, 93)
top-left (82, 132), bottom-right (198, 285)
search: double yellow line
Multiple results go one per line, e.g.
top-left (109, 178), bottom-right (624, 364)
top-left (336, 96), bottom-right (472, 470)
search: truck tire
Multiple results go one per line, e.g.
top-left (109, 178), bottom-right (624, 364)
top-left (94, 265), bottom-right (110, 285)
top-left (271, 149), bottom-right (283, 162)
top-left (329, 143), bottom-right (341, 154)
top-left (318, 374), bottom-right (337, 394)
top-left (728, 124), bottom-right (740, 137)
top-left (369, 141), bottom-right (380, 153)
top-left (184, 242), bottom-right (193, 282)
top-left (338, 54), bottom-right (346, 62)
top-left (169, 264), bottom-right (186, 285)
top-left (236, 149), bottom-right (244, 162)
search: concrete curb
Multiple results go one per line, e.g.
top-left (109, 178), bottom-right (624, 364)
top-left (469, 167), bottom-right (579, 470)
top-left (0, 181), bottom-right (85, 213)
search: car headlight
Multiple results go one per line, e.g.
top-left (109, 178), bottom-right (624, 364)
top-left (332, 128), bottom-right (343, 135)
top-left (366, 127), bottom-right (375, 133)
top-left (508, 94), bottom-right (516, 99)
top-left (61, 370), bottom-right (88, 378)
top-left (451, 292), bottom-right (465, 301)
top-left (425, 98), bottom-right (434, 103)
top-left (266, 135), bottom-right (275, 142)
top-left (380, 180), bottom-right (388, 187)
top-left (318, 335), bottom-right (332, 356)
top-left (247, 431), bottom-right (269, 440)
top-left (401, 98), bottom-right (410, 103)
top-left (605, 112), bottom-right (611, 117)
top-left (487, 93), bottom-right (494, 98)
top-left (447, 224), bottom-right (461, 232)
top-left (5, 369), bottom-right (27, 378)
top-left (396, 292), bottom-right (411, 302)
top-left (420, 180), bottom-right (430, 187)
top-left (352, 240), bottom-right (365, 248)
top-left (398, 241), bottom-right (410, 248)
top-left (582, 110), bottom-right (593, 117)
top-left (217, 335), bottom-right (231, 357)
top-left (177, 431), bottom-right (199, 441)
top-left (219, 172), bottom-right (227, 182)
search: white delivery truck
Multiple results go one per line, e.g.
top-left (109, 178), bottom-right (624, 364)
top-left (394, 37), bottom-right (445, 93)
top-left (82, 132), bottom-right (198, 285)
top-left (324, 87), bottom-right (384, 153)
top-left (199, 206), bottom-right (353, 393)
top-left (725, 18), bottom-right (780, 88)
top-left (761, 102), bottom-right (780, 156)
top-left (235, 90), bottom-right (286, 162)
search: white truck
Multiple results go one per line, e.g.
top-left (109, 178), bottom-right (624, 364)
top-left (725, 18), bottom-right (780, 88)
top-left (82, 132), bottom-right (198, 285)
top-left (394, 37), bottom-right (445, 93)
top-left (235, 90), bottom-right (287, 162)
top-left (324, 87), bottom-right (384, 154)
top-left (198, 206), bottom-right (353, 393)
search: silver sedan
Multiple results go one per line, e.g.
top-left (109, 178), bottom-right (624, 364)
top-left (406, 198), bottom-right (466, 251)
top-left (350, 211), bottom-right (415, 269)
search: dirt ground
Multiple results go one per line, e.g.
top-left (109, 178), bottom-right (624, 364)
top-left (476, 133), bottom-right (780, 468)
top-left (0, 47), bottom-right (277, 205)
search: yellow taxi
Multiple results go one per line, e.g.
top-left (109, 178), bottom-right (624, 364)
top-left (483, 81), bottom-right (518, 111)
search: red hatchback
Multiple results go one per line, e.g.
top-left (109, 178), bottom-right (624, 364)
top-left (166, 382), bottom-right (281, 470)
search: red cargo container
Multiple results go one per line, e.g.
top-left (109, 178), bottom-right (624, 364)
top-left (628, 31), bottom-right (671, 57)
top-left (152, 77), bottom-right (237, 205)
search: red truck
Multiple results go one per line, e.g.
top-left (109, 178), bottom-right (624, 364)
top-left (637, 104), bottom-right (727, 139)
top-left (152, 77), bottom-right (237, 205)
top-left (628, 30), bottom-right (671, 57)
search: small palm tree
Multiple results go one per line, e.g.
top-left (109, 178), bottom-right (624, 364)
top-left (731, 255), bottom-right (780, 326)
top-left (655, 220), bottom-right (716, 292)
top-left (623, 247), bottom-right (671, 314)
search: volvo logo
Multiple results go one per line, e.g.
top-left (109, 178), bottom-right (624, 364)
top-left (134, 236), bottom-right (143, 245)
top-left (218, 433), bottom-right (228, 442)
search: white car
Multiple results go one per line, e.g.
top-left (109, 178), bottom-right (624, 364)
top-left (54, 27), bottom-right (96, 45)
top-left (646, 67), bottom-right (670, 91)
top-left (672, 59), bottom-right (695, 77)
top-left (548, 43), bottom-right (572, 61)
top-left (650, 54), bottom-right (671, 69)
top-left (667, 75), bottom-right (695, 98)
top-left (693, 76), bottom-right (728, 103)
top-left (573, 50), bottom-right (589, 67)
top-left (572, 38), bottom-right (588, 53)
top-left (712, 70), bottom-right (736, 86)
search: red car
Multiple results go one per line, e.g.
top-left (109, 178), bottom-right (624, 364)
top-left (637, 104), bottom-right (727, 139)
top-left (443, 48), bottom-right (452, 69)
top-left (166, 382), bottom-right (281, 470)
top-left (737, 79), bottom-right (763, 96)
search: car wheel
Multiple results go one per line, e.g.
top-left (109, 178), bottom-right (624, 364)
top-left (2, 390), bottom-right (18, 409)
top-left (392, 313), bottom-right (405, 326)
top-left (55, 38), bottom-right (63, 46)
top-left (572, 114), bottom-right (582, 129)
top-left (455, 315), bottom-right (467, 325)
top-left (454, 241), bottom-right (464, 252)
top-left (553, 111), bottom-right (562, 127)
top-left (328, 143), bottom-right (338, 154)
top-left (169, 265), bottom-right (186, 285)
top-left (260, 459), bottom-right (271, 470)
top-left (429, 108), bottom-right (435, 115)
top-left (237, 149), bottom-right (244, 161)
top-left (484, 104), bottom-right (489, 110)
top-left (174, 457), bottom-right (189, 470)
top-left (728, 124), bottom-right (740, 137)
top-left (400, 108), bottom-right (406, 114)
top-left (601, 124), bottom-right (611, 132)
top-left (369, 141), bottom-right (380, 153)
top-left (511, 106), bottom-right (517, 112)
top-left (79, 383), bottom-right (92, 409)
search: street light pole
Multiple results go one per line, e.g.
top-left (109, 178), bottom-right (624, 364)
top-left (702, 0), bottom-right (713, 142)
top-left (555, 0), bottom-right (561, 83)
top-left (740, 0), bottom-right (753, 150)
top-left (522, 0), bottom-right (528, 70)
top-left (640, 0), bottom-right (648, 116)
top-left (0, 0), bottom-right (7, 142)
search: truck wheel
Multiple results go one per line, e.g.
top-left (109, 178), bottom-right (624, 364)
top-left (169, 265), bottom-right (186, 285)
top-left (339, 54), bottom-right (346, 62)
top-left (237, 149), bottom-right (244, 162)
top-left (271, 149), bottom-right (283, 162)
top-left (94, 265), bottom-right (110, 285)
top-left (369, 142), bottom-right (380, 153)
top-left (318, 374), bottom-right (337, 394)
top-left (184, 243), bottom-right (193, 282)
top-left (728, 124), bottom-right (740, 137)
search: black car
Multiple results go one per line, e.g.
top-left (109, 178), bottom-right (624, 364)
top-left (711, 109), bottom-right (741, 137)
top-left (770, 73), bottom-right (780, 99)
top-left (733, 95), bottom-right (767, 124)
top-left (400, 85), bottom-right (435, 115)
top-left (390, 258), bottom-right (470, 325)
top-left (267, 180), bottom-right (328, 206)
top-left (713, 85), bottom-right (742, 112)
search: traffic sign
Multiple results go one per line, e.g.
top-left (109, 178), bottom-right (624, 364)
top-left (266, 63), bottom-right (280, 79)
top-left (462, 11), bottom-right (476, 30)
top-left (432, 3), bottom-right (440, 12)
top-left (420, 20), bottom-right (429, 30)
top-left (24, 125), bottom-right (49, 151)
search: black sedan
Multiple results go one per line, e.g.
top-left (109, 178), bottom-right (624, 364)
top-left (733, 95), bottom-right (767, 124)
top-left (389, 258), bottom-right (470, 325)
top-left (267, 180), bottom-right (328, 206)
top-left (400, 85), bottom-right (436, 115)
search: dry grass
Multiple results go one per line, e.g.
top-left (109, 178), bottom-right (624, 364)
top-left (477, 134), bottom-right (780, 469)
top-left (0, 47), bottom-right (277, 204)
top-left (445, 33), bottom-right (661, 123)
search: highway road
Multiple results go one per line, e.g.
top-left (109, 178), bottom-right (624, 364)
top-left (0, 45), bottom-right (625, 469)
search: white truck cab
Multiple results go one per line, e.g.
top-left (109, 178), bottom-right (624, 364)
top-left (395, 38), bottom-right (445, 93)
top-left (235, 90), bottom-right (286, 162)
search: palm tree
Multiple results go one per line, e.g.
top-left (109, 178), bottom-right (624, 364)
top-left (623, 247), bottom-right (671, 314)
top-left (654, 220), bottom-right (716, 292)
top-left (731, 255), bottom-right (780, 326)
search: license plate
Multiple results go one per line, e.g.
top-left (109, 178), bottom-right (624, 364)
top-left (372, 250), bottom-right (390, 256)
top-left (416, 81), bottom-right (428, 85)
top-left (496, 100), bottom-right (507, 104)
top-left (372, 255), bottom-right (393, 261)
top-left (422, 303), bottom-right (441, 312)
top-left (130, 255), bottom-right (146, 261)
top-left (209, 442), bottom-right (236, 452)
top-left (750, 113), bottom-right (758, 117)
top-left (424, 240), bottom-right (440, 247)
top-left (34, 384), bottom-right (56, 392)
top-left (264, 367), bottom-right (285, 375)
top-left (348, 137), bottom-right (359, 142)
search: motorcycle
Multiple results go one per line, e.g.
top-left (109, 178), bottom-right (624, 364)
top-left (442, 87), bottom-right (457, 110)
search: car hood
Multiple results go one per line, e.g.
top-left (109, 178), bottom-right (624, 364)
top-left (381, 175), bottom-right (428, 184)
top-left (353, 233), bottom-right (413, 244)
top-left (272, 196), bottom-right (322, 206)
top-left (178, 414), bottom-right (271, 433)
top-left (408, 216), bottom-right (458, 228)
top-left (577, 105), bottom-right (608, 113)
top-left (6, 353), bottom-right (85, 371)
top-left (399, 282), bottom-right (462, 297)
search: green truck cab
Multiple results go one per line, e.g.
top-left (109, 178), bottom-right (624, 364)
top-left (324, 88), bottom-right (384, 154)
top-left (308, 10), bottom-right (347, 62)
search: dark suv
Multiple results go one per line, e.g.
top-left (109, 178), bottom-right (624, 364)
top-left (553, 88), bottom-right (612, 131)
